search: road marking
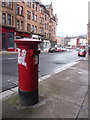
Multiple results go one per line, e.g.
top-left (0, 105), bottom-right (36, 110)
top-left (0, 90), bottom-right (14, 100)
top-left (39, 75), bottom-right (52, 82)
top-left (7, 79), bottom-right (18, 85)
top-left (7, 58), bottom-right (17, 60)
top-left (78, 71), bottom-right (83, 74)
top-left (12, 81), bottom-right (18, 85)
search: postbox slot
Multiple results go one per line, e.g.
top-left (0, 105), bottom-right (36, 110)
top-left (34, 55), bottom-right (39, 65)
top-left (33, 50), bottom-right (40, 54)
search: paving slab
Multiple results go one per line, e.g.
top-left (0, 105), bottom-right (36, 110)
top-left (45, 97), bottom-right (80, 118)
top-left (40, 80), bottom-right (88, 106)
top-left (2, 95), bottom-right (81, 118)
top-left (77, 107), bottom-right (88, 118)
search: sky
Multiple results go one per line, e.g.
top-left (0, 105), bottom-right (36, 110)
top-left (41, 0), bottom-right (89, 37)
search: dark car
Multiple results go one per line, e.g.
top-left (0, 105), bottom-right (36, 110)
top-left (78, 49), bottom-right (86, 57)
top-left (48, 47), bottom-right (56, 53)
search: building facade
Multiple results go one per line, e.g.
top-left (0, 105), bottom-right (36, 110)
top-left (64, 36), bottom-right (87, 49)
top-left (56, 36), bottom-right (64, 47)
top-left (1, 0), bottom-right (58, 51)
top-left (87, 20), bottom-right (90, 54)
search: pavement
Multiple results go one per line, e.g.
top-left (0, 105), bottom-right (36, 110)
top-left (1, 56), bottom-right (89, 119)
top-left (0, 51), bottom-right (18, 55)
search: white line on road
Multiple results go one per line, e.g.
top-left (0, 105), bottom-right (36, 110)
top-left (7, 58), bottom-right (17, 60)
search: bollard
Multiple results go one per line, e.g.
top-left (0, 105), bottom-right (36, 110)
top-left (14, 38), bottom-right (41, 106)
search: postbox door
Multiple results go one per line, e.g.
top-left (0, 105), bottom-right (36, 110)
top-left (18, 48), bottom-right (40, 92)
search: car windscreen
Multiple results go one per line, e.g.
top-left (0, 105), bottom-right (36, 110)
top-left (79, 49), bottom-right (85, 52)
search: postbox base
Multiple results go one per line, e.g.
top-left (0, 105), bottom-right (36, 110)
top-left (19, 88), bottom-right (38, 106)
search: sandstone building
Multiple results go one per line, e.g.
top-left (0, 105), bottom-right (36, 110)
top-left (1, 0), bottom-right (58, 51)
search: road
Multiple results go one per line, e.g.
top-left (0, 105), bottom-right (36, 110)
top-left (2, 50), bottom-right (79, 92)
top-left (39, 50), bottom-right (79, 77)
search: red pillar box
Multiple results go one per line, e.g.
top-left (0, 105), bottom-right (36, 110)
top-left (14, 38), bottom-right (41, 106)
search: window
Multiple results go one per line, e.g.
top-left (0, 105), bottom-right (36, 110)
top-left (35, 3), bottom-right (37, 11)
top-left (40, 7), bottom-right (44, 14)
top-left (27, 0), bottom-right (31, 7)
top-left (49, 33), bottom-right (51, 39)
top-left (42, 18), bottom-right (44, 24)
top-left (34, 26), bottom-right (37, 33)
top-left (40, 17), bottom-right (44, 25)
top-left (32, 25), bottom-right (34, 32)
top-left (16, 5), bottom-right (23, 16)
top-left (7, 0), bottom-right (11, 8)
top-left (40, 27), bottom-right (44, 35)
top-left (35, 15), bottom-right (37, 22)
top-left (45, 14), bottom-right (47, 21)
top-left (32, 2), bottom-right (34, 9)
top-left (45, 32), bottom-right (46, 38)
top-left (27, 24), bottom-right (30, 32)
top-left (12, 16), bottom-right (14, 26)
top-left (2, 1), bottom-right (6, 7)
top-left (16, 4), bottom-right (19, 15)
top-left (40, 7), bottom-right (42, 13)
top-left (20, 21), bottom-right (23, 30)
top-left (45, 23), bottom-right (46, 30)
top-left (49, 25), bottom-right (51, 31)
top-left (32, 12), bottom-right (34, 21)
top-left (17, 20), bottom-right (20, 29)
top-left (8, 14), bottom-right (11, 25)
top-left (27, 11), bottom-right (31, 19)
top-left (20, 6), bottom-right (23, 16)
top-left (2, 13), bottom-right (6, 24)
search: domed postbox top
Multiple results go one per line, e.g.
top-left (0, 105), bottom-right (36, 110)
top-left (14, 38), bottom-right (42, 45)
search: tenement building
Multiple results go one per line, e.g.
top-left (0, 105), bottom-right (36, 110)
top-left (88, 1), bottom-right (90, 54)
top-left (1, 0), bottom-right (58, 51)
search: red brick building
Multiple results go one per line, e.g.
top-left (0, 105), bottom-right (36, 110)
top-left (1, 0), bottom-right (58, 51)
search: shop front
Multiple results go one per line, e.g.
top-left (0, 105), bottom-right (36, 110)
top-left (2, 27), bottom-right (31, 51)
top-left (2, 27), bottom-right (15, 51)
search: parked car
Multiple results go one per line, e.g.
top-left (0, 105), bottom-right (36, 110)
top-left (55, 47), bottom-right (62, 52)
top-left (48, 47), bottom-right (56, 53)
top-left (66, 47), bottom-right (72, 51)
top-left (76, 47), bottom-right (80, 51)
top-left (78, 49), bottom-right (86, 57)
top-left (60, 47), bottom-right (67, 52)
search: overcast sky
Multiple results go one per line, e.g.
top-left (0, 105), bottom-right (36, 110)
top-left (41, 0), bottom-right (89, 37)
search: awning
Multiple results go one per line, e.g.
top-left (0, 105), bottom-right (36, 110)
top-left (2, 27), bottom-right (15, 33)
